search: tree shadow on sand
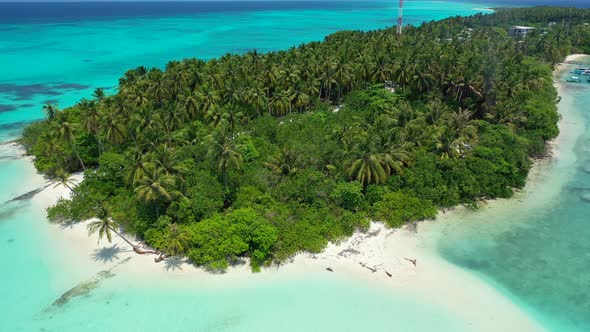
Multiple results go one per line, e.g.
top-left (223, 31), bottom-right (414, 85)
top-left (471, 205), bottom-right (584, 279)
top-left (91, 245), bottom-right (130, 263)
top-left (164, 257), bottom-right (185, 271)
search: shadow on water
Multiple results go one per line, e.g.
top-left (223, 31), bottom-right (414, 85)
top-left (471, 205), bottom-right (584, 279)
top-left (0, 184), bottom-right (52, 223)
top-left (0, 203), bottom-right (24, 221)
top-left (43, 257), bottom-right (132, 314)
top-left (3, 183), bottom-right (51, 204)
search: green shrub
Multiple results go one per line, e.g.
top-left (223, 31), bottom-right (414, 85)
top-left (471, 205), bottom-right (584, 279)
top-left (373, 191), bottom-right (437, 228)
top-left (330, 181), bottom-right (365, 211)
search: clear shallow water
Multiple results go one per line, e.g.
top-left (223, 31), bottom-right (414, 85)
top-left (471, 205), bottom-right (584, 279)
top-left (438, 64), bottom-right (590, 332)
top-left (0, 2), bottom-right (489, 331)
top-left (0, 1), bottom-right (588, 331)
top-left (18, 275), bottom-right (464, 332)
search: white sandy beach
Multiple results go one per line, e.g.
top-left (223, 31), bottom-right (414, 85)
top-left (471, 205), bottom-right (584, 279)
top-left (27, 54), bottom-right (587, 332)
top-left (32, 177), bottom-right (547, 331)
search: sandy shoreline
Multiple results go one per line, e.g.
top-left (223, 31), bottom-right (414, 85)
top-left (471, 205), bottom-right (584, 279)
top-left (33, 176), bottom-right (547, 331)
top-left (27, 54), bottom-right (587, 331)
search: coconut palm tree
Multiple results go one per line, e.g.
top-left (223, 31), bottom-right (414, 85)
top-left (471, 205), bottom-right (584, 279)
top-left (101, 114), bottom-right (126, 145)
top-left (53, 169), bottom-right (76, 191)
top-left (207, 128), bottom-right (243, 187)
top-left (165, 223), bottom-right (189, 257)
top-left (87, 211), bottom-right (119, 244)
top-left (347, 152), bottom-right (394, 188)
top-left (87, 205), bottom-right (158, 255)
top-left (93, 88), bottom-right (106, 102)
top-left (42, 103), bottom-right (59, 121)
top-left (265, 146), bottom-right (301, 176)
top-left (147, 70), bottom-right (170, 106)
top-left (81, 100), bottom-right (103, 154)
top-left (134, 165), bottom-right (176, 216)
top-left (55, 118), bottom-right (85, 170)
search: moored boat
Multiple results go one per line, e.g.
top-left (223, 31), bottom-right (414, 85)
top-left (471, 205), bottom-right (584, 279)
top-left (567, 76), bottom-right (582, 82)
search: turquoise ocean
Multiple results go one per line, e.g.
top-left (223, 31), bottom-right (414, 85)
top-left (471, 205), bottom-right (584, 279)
top-left (0, 1), bottom-right (589, 331)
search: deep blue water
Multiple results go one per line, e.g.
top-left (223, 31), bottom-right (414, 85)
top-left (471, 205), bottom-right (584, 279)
top-left (489, 0), bottom-right (590, 7)
top-left (0, 1), bottom-right (394, 23)
top-left (0, 0), bottom-right (589, 25)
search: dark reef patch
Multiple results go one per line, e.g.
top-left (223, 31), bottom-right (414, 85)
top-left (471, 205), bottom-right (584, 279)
top-left (0, 121), bottom-right (30, 131)
top-left (0, 104), bottom-right (17, 113)
top-left (52, 83), bottom-right (89, 90)
top-left (0, 82), bottom-right (90, 101)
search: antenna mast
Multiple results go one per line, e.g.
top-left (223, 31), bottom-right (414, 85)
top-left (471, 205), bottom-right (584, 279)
top-left (397, 0), bottom-right (404, 35)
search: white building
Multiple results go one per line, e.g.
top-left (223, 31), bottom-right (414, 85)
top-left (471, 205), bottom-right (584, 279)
top-left (508, 26), bottom-right (535, 37)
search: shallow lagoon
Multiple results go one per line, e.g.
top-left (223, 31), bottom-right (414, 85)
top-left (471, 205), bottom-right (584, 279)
top-left (437, 65), bottom-right (590, 332)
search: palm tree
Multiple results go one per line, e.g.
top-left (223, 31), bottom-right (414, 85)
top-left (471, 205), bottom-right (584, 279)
top-left (147, 70), bottom-right (170, 106)
top-left (81, 100), bottom-right (103, 154)
top-left (42, 103), bottom-right (59, 121)
top-left (93, 88), bottom-right (106, 102)
top-left (87, 212), bottom-right (119, 244)
top-left (207, 128), bottom-right (243, 187)
top-left (55, 118), bottom-right (86, 170)
top-left (393, 63), bottom-right (411, 96)
top-left (101, 114), bottom-right (126, 145)
top-left (53, 169), bottom-right (76, 191)
top-left (87, 205), bottom-right (158, 255)
top-left (347, 153), bottom-right (394, 188)
top-left (265, 146), bottom-right (301, 176)
top-left (183, 89), bottom-right (200, 119)
top-left (436, 109), bottom-right (477, 160)
top-left (270, 92), bottom-right (290, 116)
top-left (148, 144), bottom-right (186, 175)
top-left (165, 223), bottom-right (189, 256)
top-left (290, 86), bottom-right (310, 113)
top-left (134, 165), bottom-right (176, 216)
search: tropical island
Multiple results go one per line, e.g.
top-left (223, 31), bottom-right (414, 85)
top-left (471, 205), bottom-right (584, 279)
top-left (21, 7), bottom-right (590, 272)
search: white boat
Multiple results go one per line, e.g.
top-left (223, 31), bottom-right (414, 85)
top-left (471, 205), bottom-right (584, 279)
top-left (572, 67), bottom-right (590, 74)
top-left (567, 76), bottom-right (582, 82)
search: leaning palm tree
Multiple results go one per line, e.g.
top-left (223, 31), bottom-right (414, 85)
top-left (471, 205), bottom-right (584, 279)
top-left (87, 205), bottom-right (158, 255)
top-left (53, 169), bottom-right (76, 191)
top-left (55, 118), bottom-right (86, 170)
top-left (87, 210), bottom-right (120, 245)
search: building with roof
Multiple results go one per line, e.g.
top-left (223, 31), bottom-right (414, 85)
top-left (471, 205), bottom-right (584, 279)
top-left (508, 26), bottom-right (535, 37)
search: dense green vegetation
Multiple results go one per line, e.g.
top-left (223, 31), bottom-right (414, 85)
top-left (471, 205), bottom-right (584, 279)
top-left (21, 7), bottom-right (589, 271)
